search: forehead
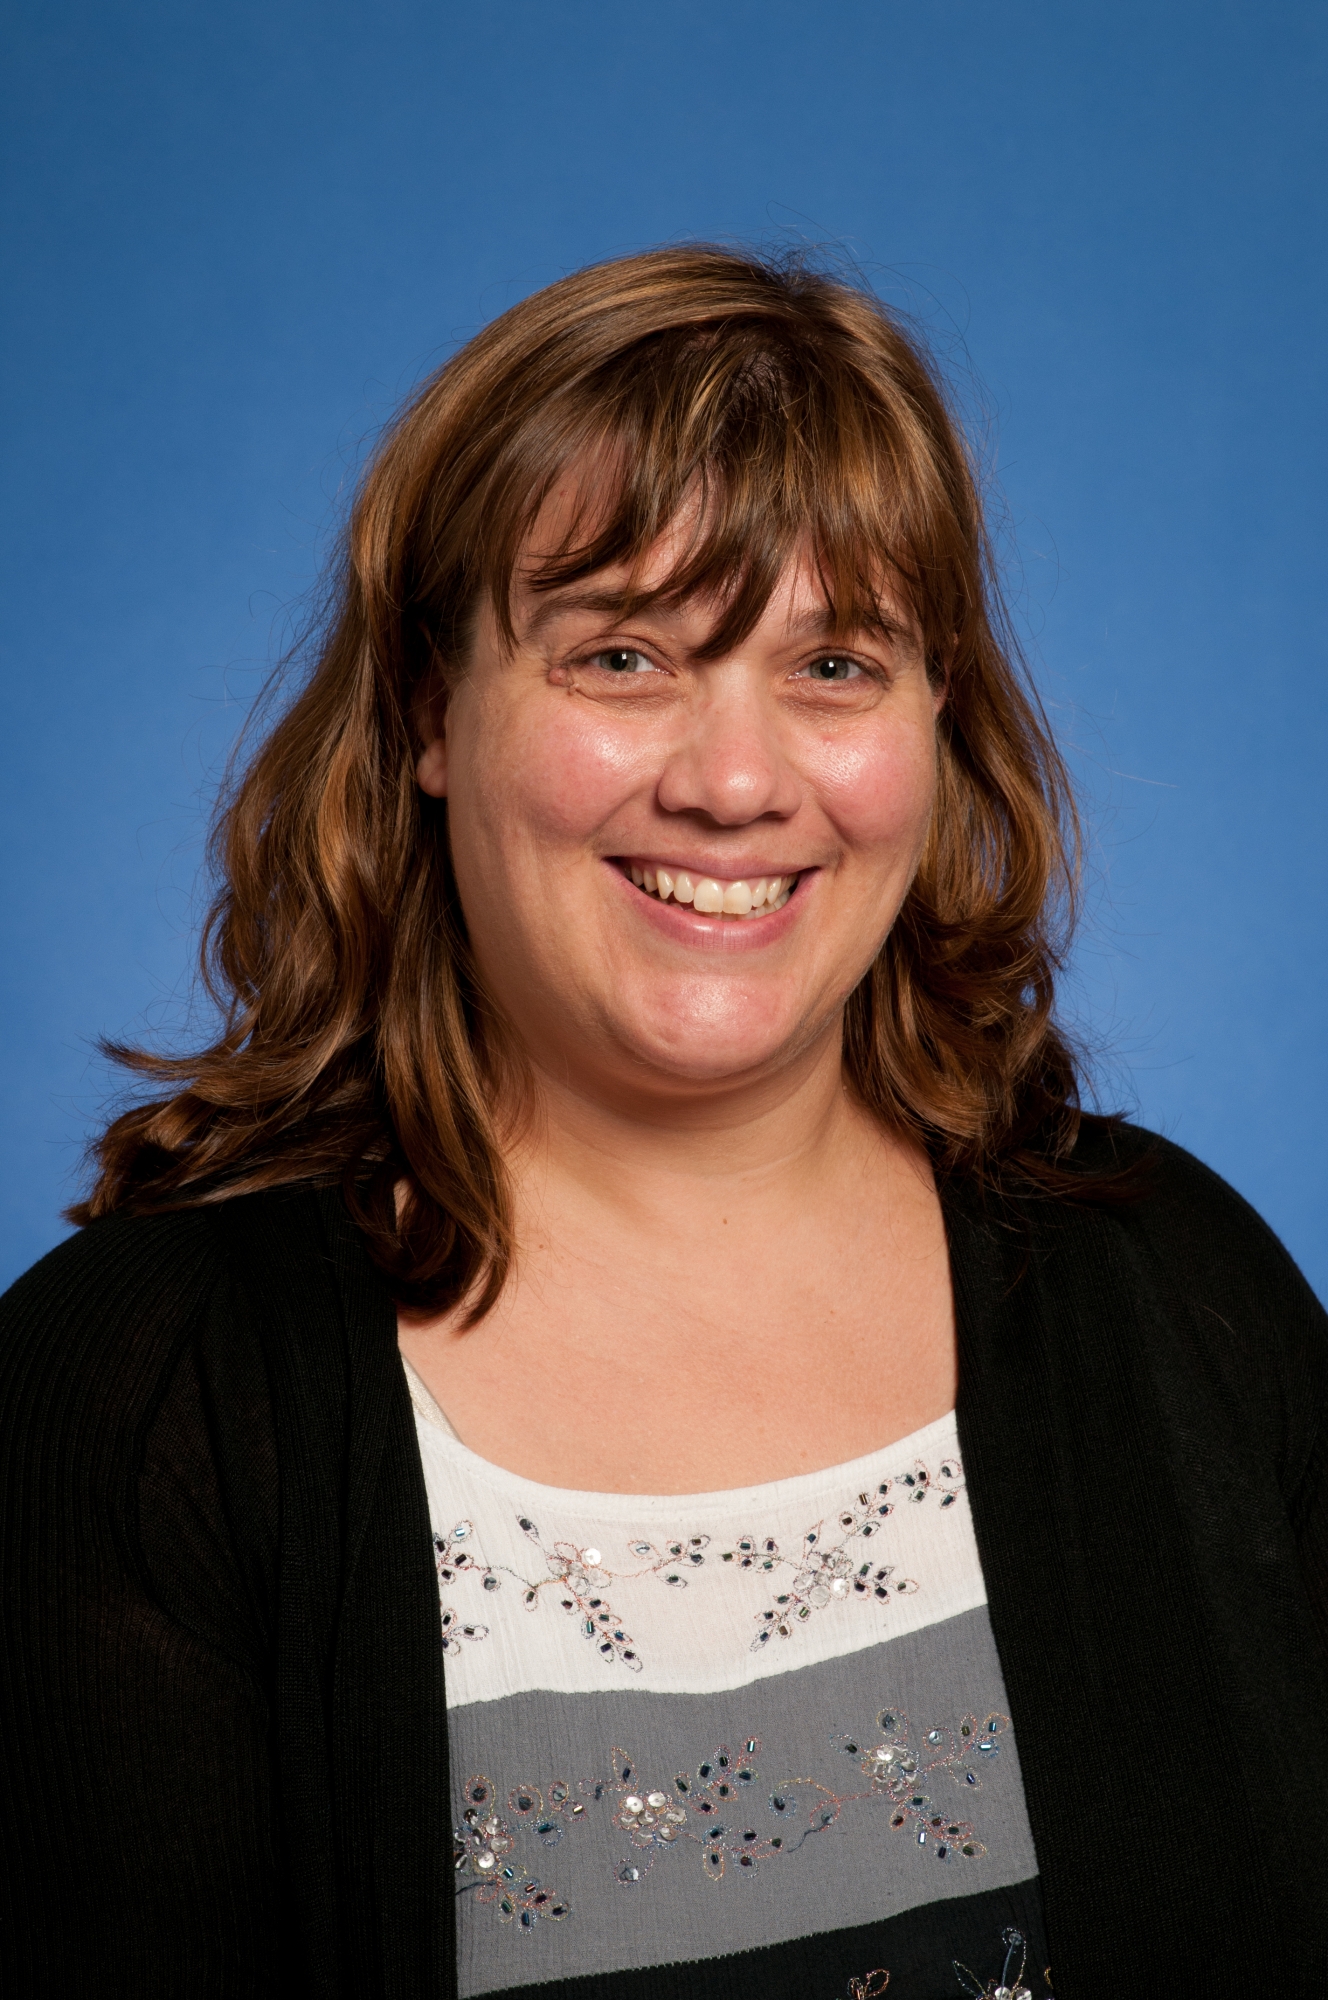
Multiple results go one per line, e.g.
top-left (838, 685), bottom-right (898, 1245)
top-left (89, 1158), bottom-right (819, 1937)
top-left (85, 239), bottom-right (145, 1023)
top-left (515, 558), bottom-right (863, 650)
top-left (507, 476), bottom-right (915, 653)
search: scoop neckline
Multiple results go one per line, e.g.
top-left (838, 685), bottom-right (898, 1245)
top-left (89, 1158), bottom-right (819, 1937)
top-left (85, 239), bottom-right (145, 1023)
top-left (403, 1360), bottom-right (959, 1518)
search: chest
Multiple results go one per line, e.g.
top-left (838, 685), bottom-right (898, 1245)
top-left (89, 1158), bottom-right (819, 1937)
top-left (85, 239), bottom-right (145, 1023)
top-left (401, 1195), bottom-right (956, 1491)
top-left (410, 1401), bottom-right (1045, 1999)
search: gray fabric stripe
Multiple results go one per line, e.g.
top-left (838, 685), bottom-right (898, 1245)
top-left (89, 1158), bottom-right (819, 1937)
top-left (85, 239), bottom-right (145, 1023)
top-left (451, 1604), bottom-right (1036, 1996)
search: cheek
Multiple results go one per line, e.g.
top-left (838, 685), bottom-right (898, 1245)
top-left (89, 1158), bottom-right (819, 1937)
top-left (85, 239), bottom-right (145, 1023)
top-left (807, 719), bottom-right (938, 854)
top-left (470, 693), bottom-right (650, 848)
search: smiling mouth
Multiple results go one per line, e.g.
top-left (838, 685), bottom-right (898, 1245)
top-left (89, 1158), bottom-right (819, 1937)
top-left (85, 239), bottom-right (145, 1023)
top-left (619, 861), bottom-right (799, 919)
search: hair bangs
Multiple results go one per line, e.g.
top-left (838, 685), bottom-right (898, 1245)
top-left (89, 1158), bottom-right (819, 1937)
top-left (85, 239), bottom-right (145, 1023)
top-left (487, 317), bottom-right (953, 664)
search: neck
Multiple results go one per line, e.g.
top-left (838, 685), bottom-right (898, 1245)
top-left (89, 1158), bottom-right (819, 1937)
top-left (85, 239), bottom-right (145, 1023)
top-left (502, 1019), bottom-right (918, 1250)
top-left (398, 1011), bottom-right (955, 1489)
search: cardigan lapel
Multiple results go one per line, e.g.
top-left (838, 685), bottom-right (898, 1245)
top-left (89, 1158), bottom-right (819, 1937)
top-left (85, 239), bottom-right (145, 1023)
top-left (945, 1178), bottom-right (1276, 1993)
top-left (220, 1188), bottom-right (454, 1999)
top-left (318, 1189), bottom-right (456, 1999)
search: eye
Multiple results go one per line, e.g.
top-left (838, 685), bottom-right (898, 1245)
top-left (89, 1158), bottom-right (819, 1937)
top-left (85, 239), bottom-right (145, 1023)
top-left (592, 648), bottom-right (655, 674)
top-left (800, 656), bottom-right (864, 683)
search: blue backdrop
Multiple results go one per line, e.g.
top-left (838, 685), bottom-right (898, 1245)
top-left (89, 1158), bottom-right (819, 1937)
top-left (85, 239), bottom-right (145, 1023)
top-left (3, 0), bottom-right (1324, 1294)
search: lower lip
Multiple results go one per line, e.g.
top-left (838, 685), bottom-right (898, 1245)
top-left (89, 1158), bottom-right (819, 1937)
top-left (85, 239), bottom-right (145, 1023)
top-left (609, 863), bottom-right (811, 949)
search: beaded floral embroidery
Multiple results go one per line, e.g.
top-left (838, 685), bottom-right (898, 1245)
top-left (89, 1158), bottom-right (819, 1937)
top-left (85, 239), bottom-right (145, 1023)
top-left (455, 1775), bottom-right (573, 1932)
top-left (454, 1700), bottom-right (1006, 1927)
top-left (835, 1929), bottom-right (1053, 2000)
top-left (433, 1453), bottom-right (964, 1672)
top-left (954, 1925), bottom-right (1050, 1998)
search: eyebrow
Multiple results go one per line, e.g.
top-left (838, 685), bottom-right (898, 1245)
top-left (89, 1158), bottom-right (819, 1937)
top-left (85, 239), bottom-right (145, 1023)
top-left (518, 584), bottom-right (906, 646)
top-left (520, 586), bottom-right (652, 637)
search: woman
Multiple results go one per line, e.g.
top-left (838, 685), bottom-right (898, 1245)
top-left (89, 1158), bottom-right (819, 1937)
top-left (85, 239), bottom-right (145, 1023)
top-left (1, 247), bottom-right (1323, 2000)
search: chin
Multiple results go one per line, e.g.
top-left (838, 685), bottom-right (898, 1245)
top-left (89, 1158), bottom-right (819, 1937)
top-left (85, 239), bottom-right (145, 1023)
top-left (638, 1047), bottom-right (784, 1087)
top-left (610, 1010), bottom-right (814, 1089)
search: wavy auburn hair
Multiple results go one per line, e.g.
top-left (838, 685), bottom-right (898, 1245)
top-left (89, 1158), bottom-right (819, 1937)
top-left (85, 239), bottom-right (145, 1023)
top-left (76, 244), bottom-right (1106, 1312)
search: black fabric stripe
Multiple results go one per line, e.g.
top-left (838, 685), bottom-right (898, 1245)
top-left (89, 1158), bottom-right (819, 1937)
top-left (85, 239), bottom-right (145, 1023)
top-left (473, 1878), bottom-right (1047, 2000)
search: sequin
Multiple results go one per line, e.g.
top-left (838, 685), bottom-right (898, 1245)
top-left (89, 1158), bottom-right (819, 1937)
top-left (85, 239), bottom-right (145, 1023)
top-left (454, 1780), bottom-right (573, 1930)
top-left (437, 1603), bottom-right (489, 1657)
top-left (954, 1925), bottom-right (1041, 1998)
top-left (832, 1929), bottom-right (1047, 2000)
top-left (427, 1451), bottom-right (965, 1670)
top-left (457, 1696), bottom-right (1008, 1920)
top-left (433, 1531), bottom-right (497, 1655)
top-left (731, 1464), bottom-right (968, 1651)
top-left (454, 1785), bottom-right (515, 1881)
top-left (488, 1871), bottom-right (571, 1930)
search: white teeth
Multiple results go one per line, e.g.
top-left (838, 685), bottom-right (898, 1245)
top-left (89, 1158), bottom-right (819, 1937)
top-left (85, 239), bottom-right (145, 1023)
top-left (738, 882), bottom-right (790, 916)
top-left (628, 865), bottom-right (797, 917)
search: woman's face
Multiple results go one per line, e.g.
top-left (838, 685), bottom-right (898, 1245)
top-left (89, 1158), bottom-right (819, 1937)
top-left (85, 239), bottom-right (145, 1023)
top-left (417, 516), bottom-right (943, 1106)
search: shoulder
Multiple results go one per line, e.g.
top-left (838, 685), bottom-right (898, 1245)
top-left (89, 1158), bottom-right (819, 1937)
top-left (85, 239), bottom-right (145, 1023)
top-left (0, 1208), bottom-right (226, 1410)
top-left (1068, 1117), bottom-right (1321, 1315)
top-left (1035, 1119), bottom-right (1326, 1492)
top-left (0, 1213), bottom-right (248, 1592)
top-left (0, 1189), bottom-right (341, 1444)
top-left (0, 1191), bottom-right (358, 1623)
top-left (4, 1204), bottom-right (225, 1303)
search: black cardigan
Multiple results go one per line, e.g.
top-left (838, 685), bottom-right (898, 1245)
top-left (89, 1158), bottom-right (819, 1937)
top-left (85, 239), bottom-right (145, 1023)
top-left (1, 1126), bottom-right (1325, 1997)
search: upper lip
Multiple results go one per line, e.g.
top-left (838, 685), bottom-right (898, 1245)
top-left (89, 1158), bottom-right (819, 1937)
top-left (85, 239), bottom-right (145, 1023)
top-left (615, 857), bottom-right (811, 879)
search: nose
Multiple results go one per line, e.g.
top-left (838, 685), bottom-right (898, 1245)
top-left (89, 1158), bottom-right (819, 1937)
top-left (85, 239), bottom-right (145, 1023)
top-left (655, 677), bottom-right (802, 826)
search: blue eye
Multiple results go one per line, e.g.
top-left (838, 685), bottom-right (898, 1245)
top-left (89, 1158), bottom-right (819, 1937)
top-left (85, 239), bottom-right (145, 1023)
top-left (803, 657), bottom-right (862, 682)
top-left (596, 649), bottom-right (651, 673)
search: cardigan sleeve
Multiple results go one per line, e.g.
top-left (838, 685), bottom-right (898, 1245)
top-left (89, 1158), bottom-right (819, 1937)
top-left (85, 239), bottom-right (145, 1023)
top-left (1115, 1130), bottom-right (1328, 1650)
top-left (1290, 1392), bottom-right (1328, 1652)
top-left (0, 1214), bottom-right (283, 1998)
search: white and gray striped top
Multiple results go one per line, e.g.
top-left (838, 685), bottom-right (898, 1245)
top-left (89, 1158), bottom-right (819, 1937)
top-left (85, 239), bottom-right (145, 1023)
top-left (403, 1358), bottom-right (1040, 2000)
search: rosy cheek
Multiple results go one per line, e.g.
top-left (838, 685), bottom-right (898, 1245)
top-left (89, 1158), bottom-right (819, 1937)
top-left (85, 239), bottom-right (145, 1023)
top-left (807, 725), bottom-right (936, 846)
top-left (490, 700), bottom-right (650, 843)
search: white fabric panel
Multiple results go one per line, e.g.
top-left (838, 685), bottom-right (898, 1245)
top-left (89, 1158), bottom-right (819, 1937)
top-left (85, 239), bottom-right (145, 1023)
top-left (409, 1388), bottom-right (985, 1705)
